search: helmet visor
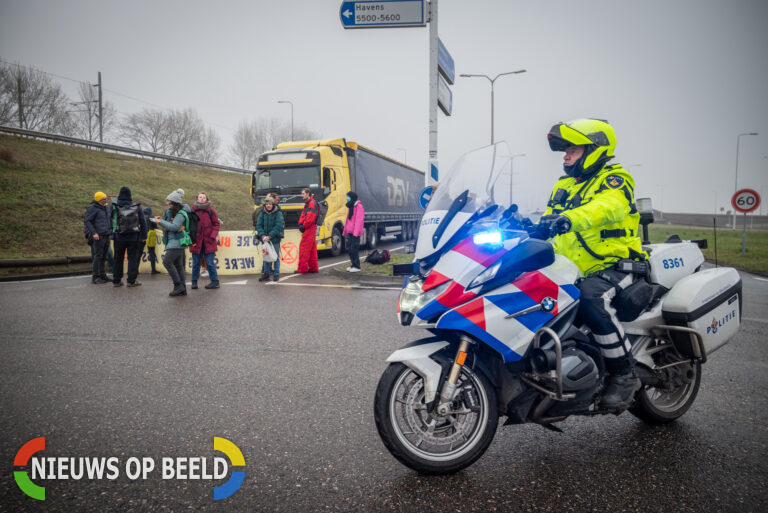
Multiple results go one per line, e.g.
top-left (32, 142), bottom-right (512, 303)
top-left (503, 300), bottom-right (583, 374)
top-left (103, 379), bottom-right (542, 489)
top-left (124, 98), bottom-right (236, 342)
top-left (548, 123), bottom-right (596, 152)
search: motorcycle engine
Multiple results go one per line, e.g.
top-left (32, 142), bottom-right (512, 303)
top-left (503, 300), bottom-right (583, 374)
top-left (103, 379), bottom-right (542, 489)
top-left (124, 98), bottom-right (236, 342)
top-left (560, 347), bottom-right (599, 391)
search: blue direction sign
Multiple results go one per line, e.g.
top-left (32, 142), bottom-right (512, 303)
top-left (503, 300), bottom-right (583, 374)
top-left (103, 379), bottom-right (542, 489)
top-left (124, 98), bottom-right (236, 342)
top-left (438, 39), bottom-right (455, 84)
top-left (340, 0), bottom-right (425, 29)
top-left (418, 185), bottom-right (435, 210)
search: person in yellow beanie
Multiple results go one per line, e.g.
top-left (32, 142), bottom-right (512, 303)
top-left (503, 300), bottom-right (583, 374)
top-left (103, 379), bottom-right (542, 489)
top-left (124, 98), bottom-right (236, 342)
top-left (84, 191), bottom-right (113, 284)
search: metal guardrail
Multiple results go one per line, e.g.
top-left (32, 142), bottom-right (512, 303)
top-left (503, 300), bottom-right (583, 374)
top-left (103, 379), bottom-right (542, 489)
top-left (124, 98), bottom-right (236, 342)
top-left (0, 125), bottom-right (252, 175)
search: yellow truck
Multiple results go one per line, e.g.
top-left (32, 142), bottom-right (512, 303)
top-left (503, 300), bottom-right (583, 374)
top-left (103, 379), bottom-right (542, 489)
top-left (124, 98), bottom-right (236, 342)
top-left (250, 138), bottom-right (424, 256)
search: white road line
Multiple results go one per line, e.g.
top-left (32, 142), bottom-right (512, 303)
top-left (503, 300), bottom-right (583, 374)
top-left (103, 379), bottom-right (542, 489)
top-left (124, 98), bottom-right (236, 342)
top-left (270, 282), bottom-right (401, 291)
top-left (754, 277), bottom-right (768, 282)
top-left (743, 317), bottom-right (768, 324)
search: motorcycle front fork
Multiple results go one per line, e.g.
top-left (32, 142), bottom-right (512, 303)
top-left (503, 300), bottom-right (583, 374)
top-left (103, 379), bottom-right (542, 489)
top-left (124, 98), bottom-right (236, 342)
top-left (436, 337), bottom-right (471, 415)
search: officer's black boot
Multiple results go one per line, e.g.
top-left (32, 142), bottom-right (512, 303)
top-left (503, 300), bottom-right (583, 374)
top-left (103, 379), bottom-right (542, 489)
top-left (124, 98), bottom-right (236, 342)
top-left (600, 371), bottom-right (641, 410)
top-left (258, 273), bottom-right (270, 282)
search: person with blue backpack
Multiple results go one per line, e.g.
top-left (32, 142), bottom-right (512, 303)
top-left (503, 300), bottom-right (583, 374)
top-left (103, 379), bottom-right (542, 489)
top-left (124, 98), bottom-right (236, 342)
top-left (155, 188), bottom-right (193, 297)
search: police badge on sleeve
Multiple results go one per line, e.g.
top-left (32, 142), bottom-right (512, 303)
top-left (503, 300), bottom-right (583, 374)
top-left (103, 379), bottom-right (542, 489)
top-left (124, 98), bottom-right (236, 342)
top-left (606, 175), bottom-right (624, 188)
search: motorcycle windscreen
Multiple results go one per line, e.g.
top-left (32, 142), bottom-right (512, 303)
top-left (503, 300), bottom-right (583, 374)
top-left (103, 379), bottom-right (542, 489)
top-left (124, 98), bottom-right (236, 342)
top-left (415, 143), bottom-right (513, 261)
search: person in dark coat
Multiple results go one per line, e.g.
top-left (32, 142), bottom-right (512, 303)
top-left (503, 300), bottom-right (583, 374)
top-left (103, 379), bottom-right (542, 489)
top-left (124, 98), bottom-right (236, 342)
top-left (190, 191), bottom-right (221, 289)
top-left (256, 196), bottom-right (285, 281)
top-left (111, 186), bottom-right (147, 288)
top-left (84, 191), bottom-right (112, 284)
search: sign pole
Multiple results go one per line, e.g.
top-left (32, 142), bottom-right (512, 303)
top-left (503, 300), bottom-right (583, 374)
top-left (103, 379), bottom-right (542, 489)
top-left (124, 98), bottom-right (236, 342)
top-left (742, 212), bottom-right (747, 254)
top-left (427, 0), bottom-right (438, 187)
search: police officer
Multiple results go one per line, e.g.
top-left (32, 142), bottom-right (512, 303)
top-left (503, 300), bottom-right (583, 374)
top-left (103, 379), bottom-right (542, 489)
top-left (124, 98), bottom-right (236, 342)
top-left (540, 118), bottom-right (646, 410)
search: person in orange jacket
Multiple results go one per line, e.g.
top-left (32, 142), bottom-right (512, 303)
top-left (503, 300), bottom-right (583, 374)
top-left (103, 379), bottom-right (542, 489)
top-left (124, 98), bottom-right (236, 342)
top-left (297, 188), bottom-right (319, 273)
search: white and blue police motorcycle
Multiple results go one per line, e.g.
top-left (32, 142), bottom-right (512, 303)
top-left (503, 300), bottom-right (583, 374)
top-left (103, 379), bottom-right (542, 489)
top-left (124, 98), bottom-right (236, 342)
top-left (374, 143), bottom-right (742, 474)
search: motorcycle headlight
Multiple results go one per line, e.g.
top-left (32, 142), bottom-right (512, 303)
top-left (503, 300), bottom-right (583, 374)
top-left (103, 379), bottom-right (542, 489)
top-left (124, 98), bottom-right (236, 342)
top-left (467, 260), bottom-right (502, 289)
top-left (398, 277), bottom-right (452, 322)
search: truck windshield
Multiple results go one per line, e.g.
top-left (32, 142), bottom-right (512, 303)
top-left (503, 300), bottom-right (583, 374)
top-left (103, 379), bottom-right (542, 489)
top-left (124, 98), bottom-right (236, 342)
top-left (256, 166), bottom-right (321, 190)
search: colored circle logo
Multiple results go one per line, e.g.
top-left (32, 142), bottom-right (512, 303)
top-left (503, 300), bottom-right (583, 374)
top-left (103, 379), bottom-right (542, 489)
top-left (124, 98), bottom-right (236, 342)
top-left (14, 437), bottom-right (46, 500)
top-left (213, 437), bottom-right (245, 501)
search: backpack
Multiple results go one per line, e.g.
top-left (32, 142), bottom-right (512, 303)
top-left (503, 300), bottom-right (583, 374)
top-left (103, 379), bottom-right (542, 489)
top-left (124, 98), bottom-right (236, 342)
top-left (113, 203), bottom-right (141, 235)
top-left (178, 209), bottom-right (200, 247)
top-left (316, 200), bottom-right (329, 226)
top-left (365, 249), bottom-right (391, 265)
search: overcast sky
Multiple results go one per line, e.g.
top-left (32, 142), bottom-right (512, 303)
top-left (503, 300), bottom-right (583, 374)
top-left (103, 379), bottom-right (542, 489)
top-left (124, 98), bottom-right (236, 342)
top-left (1, 0), bottom-right (767, 214)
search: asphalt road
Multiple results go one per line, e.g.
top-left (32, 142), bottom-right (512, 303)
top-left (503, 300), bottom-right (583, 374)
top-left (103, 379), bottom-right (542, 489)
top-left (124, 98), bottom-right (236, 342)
top-left (1, 251), bottom-right (767, 512)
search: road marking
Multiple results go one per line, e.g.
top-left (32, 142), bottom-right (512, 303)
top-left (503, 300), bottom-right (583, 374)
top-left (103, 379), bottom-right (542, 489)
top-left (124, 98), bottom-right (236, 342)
top-left (743, 317), bottom-right (768, 324)
top-left (754, 277), bottom-right (768, 282)
top-left (270, 282), bottom-right (401, 291)
top-left (277, 245), bottom-right (406, 283)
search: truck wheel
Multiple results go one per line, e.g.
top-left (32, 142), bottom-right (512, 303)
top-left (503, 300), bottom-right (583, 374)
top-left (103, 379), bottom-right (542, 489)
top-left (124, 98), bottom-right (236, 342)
top-left (330, 226), bottom-right (343, 257)
top-left (367, 225), bottom-right (378, 249)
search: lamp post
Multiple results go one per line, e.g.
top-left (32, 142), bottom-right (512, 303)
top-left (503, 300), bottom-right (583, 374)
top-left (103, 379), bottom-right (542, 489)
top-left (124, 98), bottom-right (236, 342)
top-left (509, 153), bottom-right (525, 205)
top-left (733, 132), bottom-right (758, 228)
top-left (396, 147), bottom-right (407, 164)
top-left (277, 100), bottom-right (294, 141)
top-left (459, 69), bottom-right (527, 144)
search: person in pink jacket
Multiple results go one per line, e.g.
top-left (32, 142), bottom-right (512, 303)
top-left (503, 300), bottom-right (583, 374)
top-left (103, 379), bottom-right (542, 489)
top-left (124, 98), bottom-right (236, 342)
top-left (342, 191), bottom-right (365, 272)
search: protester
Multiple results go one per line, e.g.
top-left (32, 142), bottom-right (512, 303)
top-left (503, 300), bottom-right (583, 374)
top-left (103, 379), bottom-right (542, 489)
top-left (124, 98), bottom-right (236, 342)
top-left (143, 206), bottom-right (160, 274)
top-left (342, 191), bottom-right (365, 272)
top-left (84, 191), bottom-right (112, 284)
top-left (111, 186), bottom-right (147, 288)
top-left (256, 196), bottom-right (285, 281)
top-left (190, 191), bottom-right (221, 290)
top-left (297, 188), bottom-right (319, 274)
top-left (156, 188), bottom-right (191, 297)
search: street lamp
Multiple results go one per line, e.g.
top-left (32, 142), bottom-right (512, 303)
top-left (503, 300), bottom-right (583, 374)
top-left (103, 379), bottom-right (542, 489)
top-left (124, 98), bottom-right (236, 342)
top-left (459, 69), bottom-right (527, 144)
top-left (733, 132), bottom-right (758, 228)
top-left (277, 100), bottom-right (294, 141)
top-left (396, 147), bottom-right (407, 164)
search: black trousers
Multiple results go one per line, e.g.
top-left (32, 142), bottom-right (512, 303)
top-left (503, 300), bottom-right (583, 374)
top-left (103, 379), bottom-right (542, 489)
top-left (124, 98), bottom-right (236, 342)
top-left (113, 240), bottom-right (142, 284)
top-left (91, 236), bottom-right (110, 280)
top-left (577, 268), bottom-right (636, 373)
top-left (347, 235), bottom-right (361, 269)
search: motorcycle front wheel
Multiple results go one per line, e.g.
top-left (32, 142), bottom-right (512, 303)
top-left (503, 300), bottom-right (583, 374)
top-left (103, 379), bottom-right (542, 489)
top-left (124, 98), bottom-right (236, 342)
top-left (374, 362), bottom-right (498, 474)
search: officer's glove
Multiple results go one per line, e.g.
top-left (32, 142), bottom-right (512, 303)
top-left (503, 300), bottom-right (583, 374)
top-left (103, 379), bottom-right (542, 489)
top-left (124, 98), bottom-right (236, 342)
top-left (298, 225), bottom-right (305, 233)
top-left (549, 215), bottom-right (572, 237)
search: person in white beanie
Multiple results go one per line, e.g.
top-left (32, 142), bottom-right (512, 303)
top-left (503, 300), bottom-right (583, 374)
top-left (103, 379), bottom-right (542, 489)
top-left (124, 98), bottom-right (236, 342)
top-left (154, 188), bottom-right (192, 296)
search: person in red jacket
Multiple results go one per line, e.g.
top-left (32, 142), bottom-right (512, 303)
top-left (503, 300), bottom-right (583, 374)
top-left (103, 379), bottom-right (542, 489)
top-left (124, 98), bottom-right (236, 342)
top-left (190, 191), bottom-right (221, 289)
top-left (297, 188), bottom-right (319, 273)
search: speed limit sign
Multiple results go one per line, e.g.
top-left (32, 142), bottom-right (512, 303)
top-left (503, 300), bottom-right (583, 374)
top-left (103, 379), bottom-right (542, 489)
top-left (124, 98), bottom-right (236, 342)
top-left (731, 188), bottom-right (761, 213)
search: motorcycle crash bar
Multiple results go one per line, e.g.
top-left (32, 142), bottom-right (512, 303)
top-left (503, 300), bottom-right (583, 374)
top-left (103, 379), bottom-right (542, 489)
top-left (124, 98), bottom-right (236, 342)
top-left (520, 327), bottom-right (575, 401)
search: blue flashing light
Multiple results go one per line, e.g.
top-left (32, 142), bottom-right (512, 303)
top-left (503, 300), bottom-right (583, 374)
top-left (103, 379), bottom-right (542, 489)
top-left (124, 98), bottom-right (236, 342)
top-left (473, 230), bottom-right (503, 247)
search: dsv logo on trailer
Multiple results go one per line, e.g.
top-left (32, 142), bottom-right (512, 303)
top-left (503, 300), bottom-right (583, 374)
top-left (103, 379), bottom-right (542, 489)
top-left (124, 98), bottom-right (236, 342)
top-left (13, 436), bottom-right (245, 501)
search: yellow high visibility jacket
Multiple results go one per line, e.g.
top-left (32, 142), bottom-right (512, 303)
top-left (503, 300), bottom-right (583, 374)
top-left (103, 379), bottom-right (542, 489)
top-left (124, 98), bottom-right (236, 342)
top-left (543, 163), bottom-right (646, 276)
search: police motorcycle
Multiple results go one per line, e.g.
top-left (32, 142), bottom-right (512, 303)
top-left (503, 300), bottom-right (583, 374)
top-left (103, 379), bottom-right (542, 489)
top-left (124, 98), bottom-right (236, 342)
top-left (374, 142), bottom-right (742, 474)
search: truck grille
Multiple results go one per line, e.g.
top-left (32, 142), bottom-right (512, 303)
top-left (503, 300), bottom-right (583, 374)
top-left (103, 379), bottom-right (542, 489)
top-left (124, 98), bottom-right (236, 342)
top-left (282, 210), bottom-right (301, 228)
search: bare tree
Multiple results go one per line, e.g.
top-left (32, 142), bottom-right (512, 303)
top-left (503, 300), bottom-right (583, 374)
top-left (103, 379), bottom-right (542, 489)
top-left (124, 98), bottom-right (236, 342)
top-left (193, 126), bottom-right (221, 163)
top-left (0, 62), bottom-right (72, 134)
top-left (230, 121), bottom-right (260, 169)
top-left (229, 117), bottom-right (321, 169)
top-left (69, 82), bottom-right (117, 142)
top-left (165, 108), bottom-right (204, 158)
top-left (119, 108), bottom-right (168, 153)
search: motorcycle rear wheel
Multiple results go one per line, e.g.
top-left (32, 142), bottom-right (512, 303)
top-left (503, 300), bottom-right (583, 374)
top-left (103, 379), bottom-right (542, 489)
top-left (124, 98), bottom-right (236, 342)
top-left (374, 362), bottom-right (498, 474)
top-left (630, 341), bottom-right (702, 424)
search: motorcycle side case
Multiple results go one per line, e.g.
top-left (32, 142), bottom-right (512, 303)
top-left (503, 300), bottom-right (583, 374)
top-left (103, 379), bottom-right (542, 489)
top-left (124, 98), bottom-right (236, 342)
top-left (661, 267), bottom-right (742, 358)
top-left (646, 242), bottom-right (705, 289)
